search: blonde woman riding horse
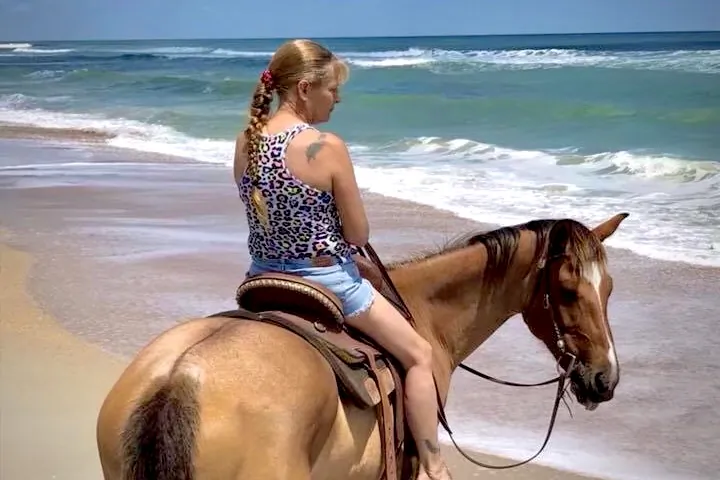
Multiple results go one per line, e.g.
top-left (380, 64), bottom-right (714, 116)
top-left (96, 38), bottom-right (629, 480)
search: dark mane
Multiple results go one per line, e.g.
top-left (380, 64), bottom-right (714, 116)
top-left (389, 218), bottom-right (606, 282)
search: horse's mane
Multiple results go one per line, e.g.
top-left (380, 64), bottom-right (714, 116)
top-left (388, 218), bottom-right (606, 282)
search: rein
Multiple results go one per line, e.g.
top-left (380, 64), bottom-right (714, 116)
top-left (357, 243), bottom-right (577, 470)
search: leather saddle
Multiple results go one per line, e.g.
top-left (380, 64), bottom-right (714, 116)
top-left (215, 254), bottom-right (417, 480)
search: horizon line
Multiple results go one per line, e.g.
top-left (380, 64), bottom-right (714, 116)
top-left (3, 28), bottom-right (718, 43)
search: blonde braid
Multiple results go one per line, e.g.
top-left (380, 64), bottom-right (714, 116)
top-left (243, 78), bottom-right (274, 226)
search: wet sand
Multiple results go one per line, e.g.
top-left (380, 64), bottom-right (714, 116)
top-left (1, 136), bottom-right (719, 480)
top-left (0, 122), bottom-right (114, 143)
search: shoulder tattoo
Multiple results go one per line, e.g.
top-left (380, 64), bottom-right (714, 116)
top-left (305, 133), bottom-right (328, 162)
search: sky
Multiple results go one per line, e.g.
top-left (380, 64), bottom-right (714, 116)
top-left (0, 0), bottom-right (718, 41)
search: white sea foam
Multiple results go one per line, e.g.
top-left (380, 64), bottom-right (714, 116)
top-left (0, 43), bottom-right (32, 49)
top-left (12, 47), bottom-right (74, 54)
top-left (1, 101), bottom-right (718, 267)
top-left (343, 47), bottom-right (720, 74)
top-left (4, 42), bottom-right (717, 74)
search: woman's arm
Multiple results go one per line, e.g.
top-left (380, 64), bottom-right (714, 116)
top-left (233, 134), bottom-right (248, 184)
top-left (317, 132), bottom-right (369, 246)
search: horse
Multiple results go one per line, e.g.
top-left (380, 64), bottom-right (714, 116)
top-left (96, 213), bottom-right (628, 480)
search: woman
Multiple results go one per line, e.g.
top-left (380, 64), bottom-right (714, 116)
top-left (233, 39), bottom-right (452, 480)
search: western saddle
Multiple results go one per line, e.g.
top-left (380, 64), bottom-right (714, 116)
top-left (214, 248), bottom-right (418, 480)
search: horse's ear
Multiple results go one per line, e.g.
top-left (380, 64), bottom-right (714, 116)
top-left (592, 213), bottom-right (629, 242)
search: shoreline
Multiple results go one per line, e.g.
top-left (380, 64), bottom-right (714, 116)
top-left (0, 123), bottom-right (115, 143)
top-left (2, 134), bottom-right (718, 480)
top-left (1, 122), bottom-right (717, 271)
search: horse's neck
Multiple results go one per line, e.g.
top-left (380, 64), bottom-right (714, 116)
top-left (390, 232), bottom-right (540, 395)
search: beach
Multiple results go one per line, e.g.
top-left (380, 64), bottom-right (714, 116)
top-left (0, 135), bottom-right (597, 480)
top-left (1, 135), bottom-right (719, 480)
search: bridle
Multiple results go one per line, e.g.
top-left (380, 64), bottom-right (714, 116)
top-left (358, 243), bottom-right (578, 470)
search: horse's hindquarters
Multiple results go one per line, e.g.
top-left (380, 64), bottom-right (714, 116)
top-left (97, 317), bottom-right (375, 480)
top-left (96, 316), bottom-right (237, 479)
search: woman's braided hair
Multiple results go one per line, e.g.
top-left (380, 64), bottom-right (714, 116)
top-left (242, 39), bottom-right (349, 226)
top-left (243, 70), bottom-right (274, 226)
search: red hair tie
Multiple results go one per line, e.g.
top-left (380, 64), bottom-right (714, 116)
top-left (260, 69), bottom-right (273, 89)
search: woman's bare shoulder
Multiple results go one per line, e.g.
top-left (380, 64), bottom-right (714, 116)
top-left (291, 129), bottom-right (350, 165)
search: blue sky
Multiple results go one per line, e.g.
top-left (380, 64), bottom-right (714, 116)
top-left (0, 0), bottom-right (717, 41)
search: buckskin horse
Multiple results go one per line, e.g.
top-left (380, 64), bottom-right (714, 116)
top-left (96, 213), bottom-right (628, 480)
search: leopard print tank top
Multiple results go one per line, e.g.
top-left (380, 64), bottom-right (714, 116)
top-left (237, 123), bottom-right (354, 260)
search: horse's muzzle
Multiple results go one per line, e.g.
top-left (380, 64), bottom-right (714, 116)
top-left (570, 367), bottom-right (616, 410)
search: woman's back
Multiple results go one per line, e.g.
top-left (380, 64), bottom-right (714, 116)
top-left (237, 119), bottom-right (353, 260)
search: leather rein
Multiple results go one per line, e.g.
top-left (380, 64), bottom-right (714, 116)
top-left (357, 243), bottom-right (577, 470)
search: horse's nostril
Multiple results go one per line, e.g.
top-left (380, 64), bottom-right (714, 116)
top-left (595, 372), bottom-right (609, 393)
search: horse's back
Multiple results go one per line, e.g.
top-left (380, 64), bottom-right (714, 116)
top-left (97, 316), bottom-right (341, 480)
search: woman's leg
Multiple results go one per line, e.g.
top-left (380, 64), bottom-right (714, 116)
top-left (344, 286), bottom-right (451, 480)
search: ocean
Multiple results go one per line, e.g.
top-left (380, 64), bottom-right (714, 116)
top-left (1, 32), bottom-right (719, 266)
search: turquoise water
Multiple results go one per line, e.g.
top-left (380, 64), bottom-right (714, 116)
top-left (1, 32), bottom-right (719, 265)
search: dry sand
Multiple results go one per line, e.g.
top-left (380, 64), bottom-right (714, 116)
top-left (0, 242), bottom-right (125, 480)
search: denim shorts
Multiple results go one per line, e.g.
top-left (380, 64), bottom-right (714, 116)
top-left (247, 255), bottom-right (376, 318)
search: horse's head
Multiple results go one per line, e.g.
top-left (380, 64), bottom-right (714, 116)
top-left (521, 213), bottom-right (628, 411)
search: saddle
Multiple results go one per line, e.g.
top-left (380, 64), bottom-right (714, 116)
top-left (219, 252), bottom-right (418, 480)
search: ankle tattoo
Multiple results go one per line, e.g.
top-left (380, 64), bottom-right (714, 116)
top-left (423, 439), bottom-right (441, 455)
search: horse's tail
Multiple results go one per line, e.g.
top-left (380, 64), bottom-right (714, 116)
top-left (120, 374), bottom-right (200, 480)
